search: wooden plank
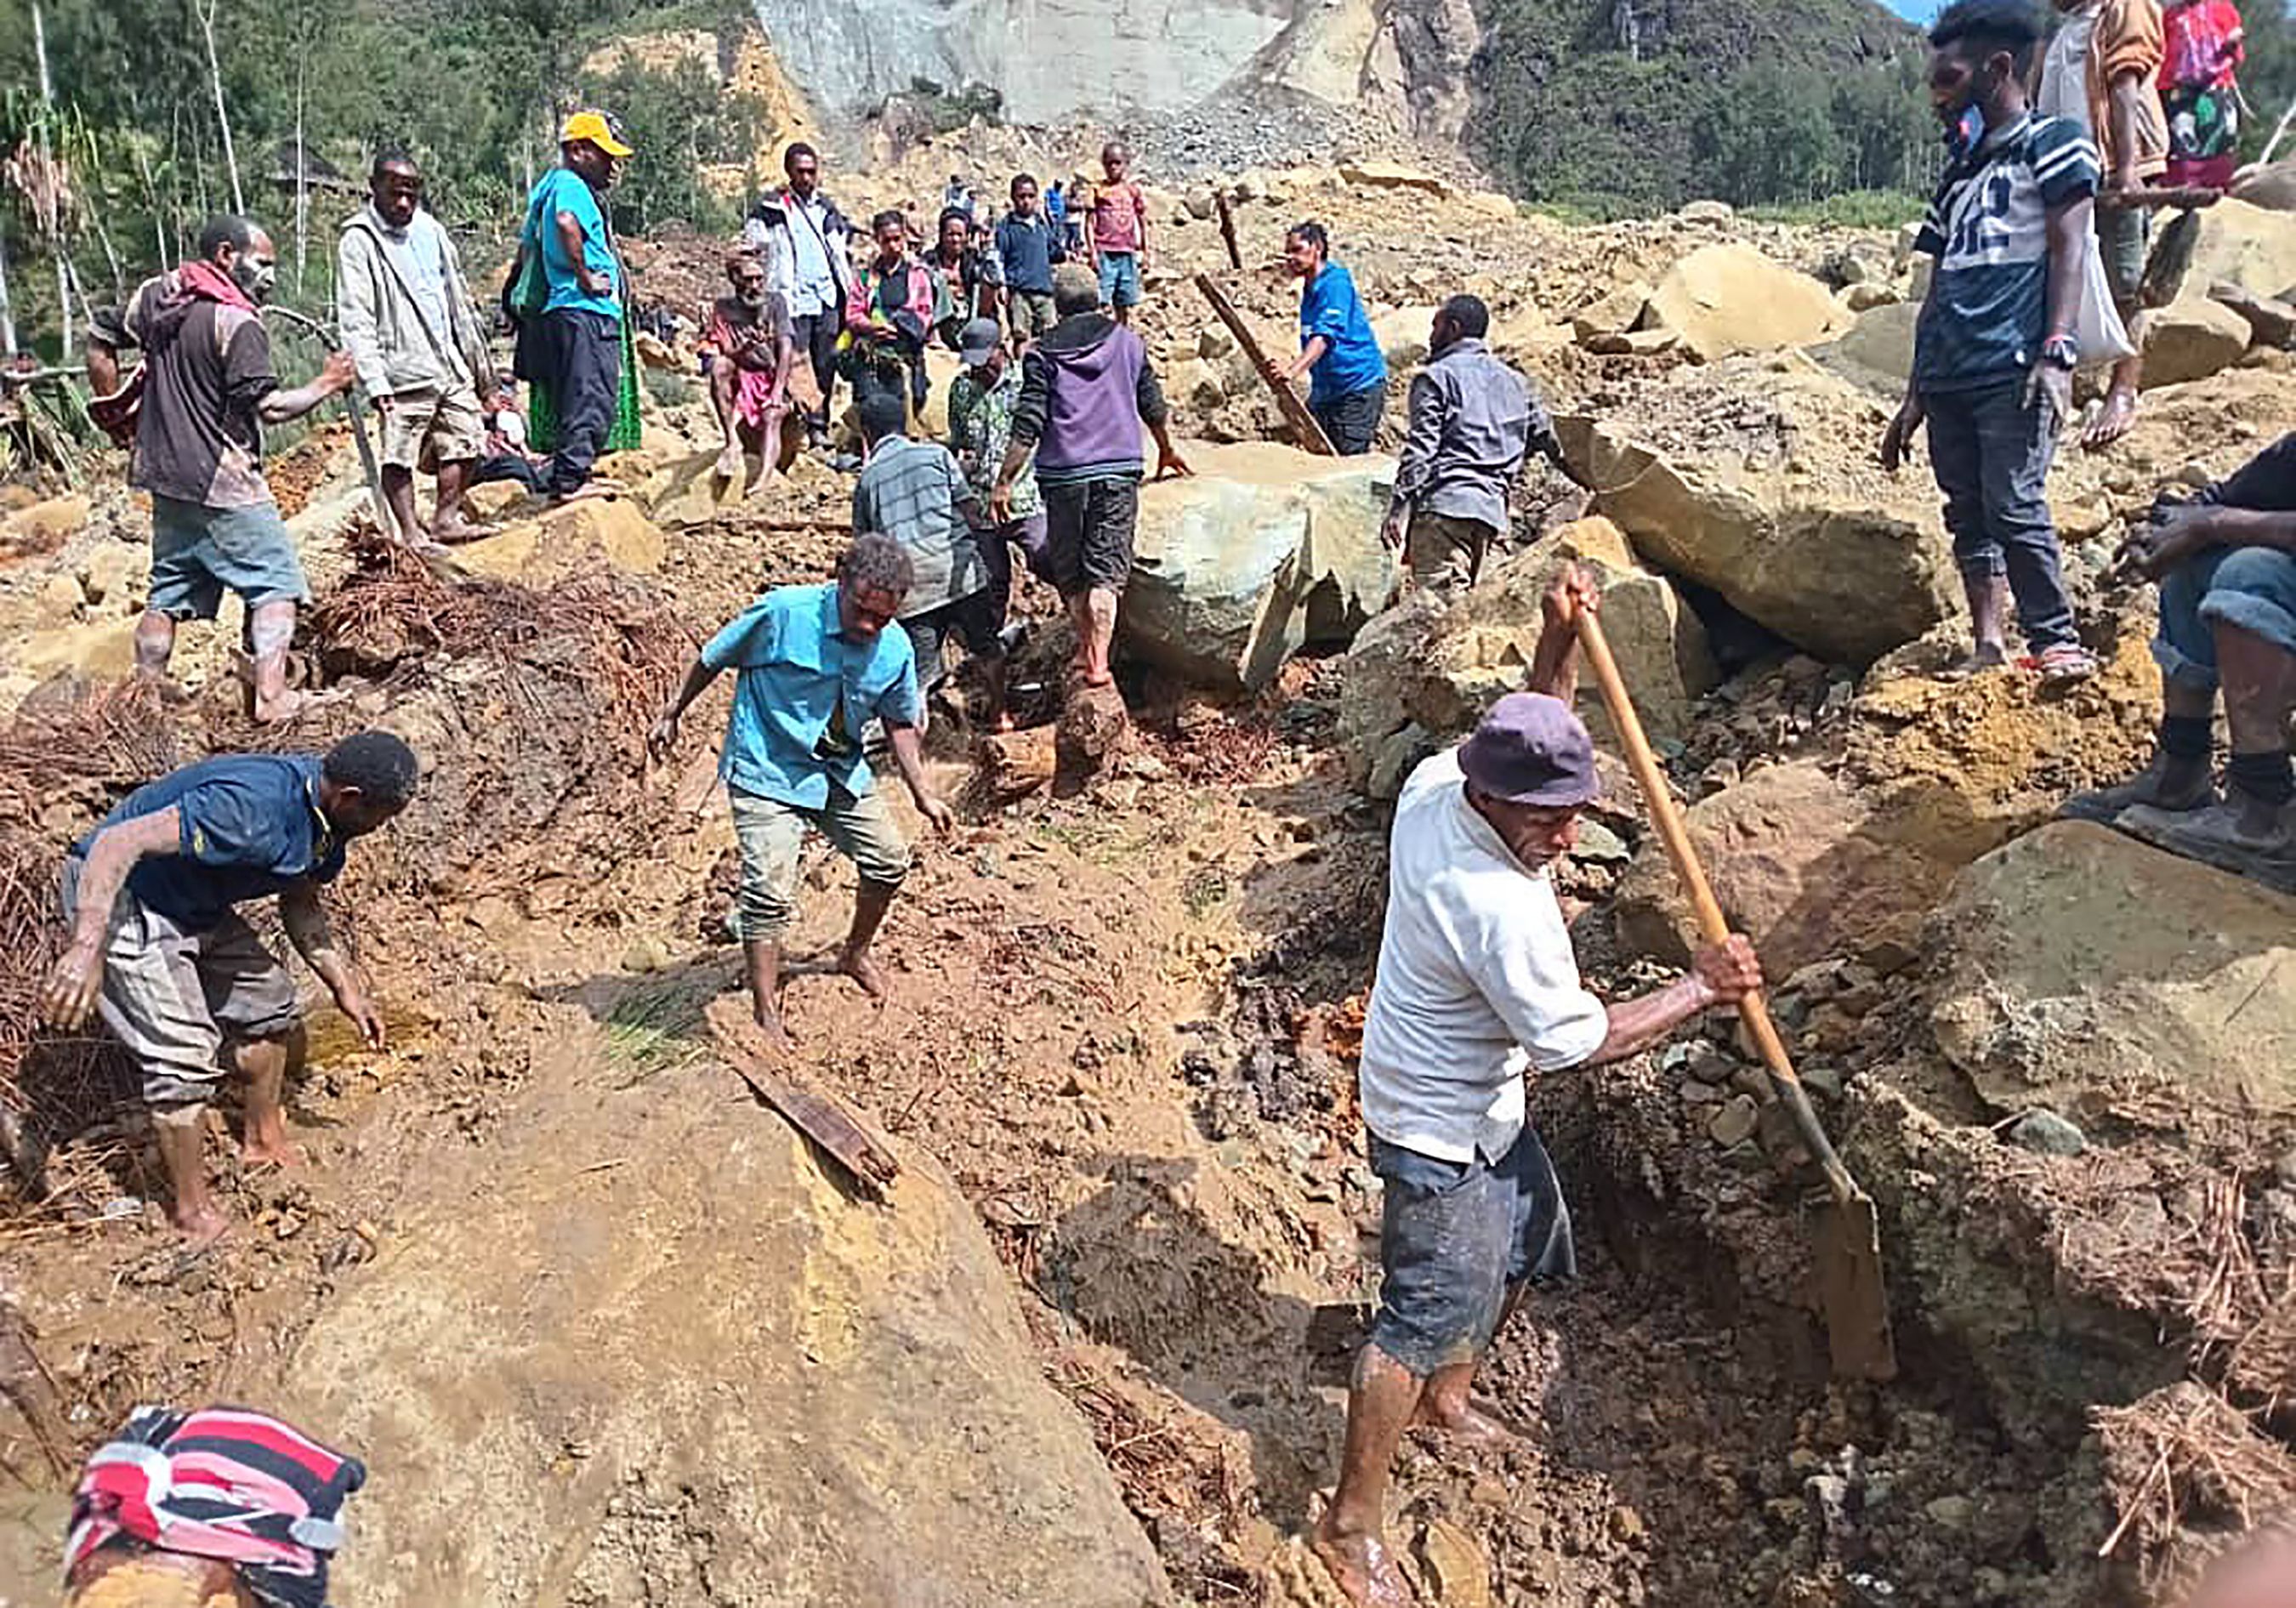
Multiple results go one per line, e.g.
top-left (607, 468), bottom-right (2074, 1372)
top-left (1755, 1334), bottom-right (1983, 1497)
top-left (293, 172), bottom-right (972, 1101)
top-left (1192, 272), bottom-right (1336, 456)
top-left (706, 997), bottom-right (901, 1199)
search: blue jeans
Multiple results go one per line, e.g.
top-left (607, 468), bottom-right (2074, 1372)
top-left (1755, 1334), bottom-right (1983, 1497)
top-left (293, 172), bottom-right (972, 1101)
top-left (1922, 378), bottom-right (2078, 652)
top-left (1367, 1129), bottom-right (1575, 1378)
top-left (2154, 545), bottom-right (2296, 694)
top-left (1097, 252), bottom-right (1140, 309)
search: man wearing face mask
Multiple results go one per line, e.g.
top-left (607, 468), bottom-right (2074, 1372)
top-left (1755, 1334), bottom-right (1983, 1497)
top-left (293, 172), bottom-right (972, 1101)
top-left (84, 216), bottom-right (356, 724)
top-left (1881, 0), bottom-right (2101, 685)
top-left (1312, 565), bottom-right (1765, 1608)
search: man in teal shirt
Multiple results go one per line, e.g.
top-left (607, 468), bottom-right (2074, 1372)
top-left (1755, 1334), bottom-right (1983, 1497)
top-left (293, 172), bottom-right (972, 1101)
top-left (516, 111), bottom-right (630, 503)
top-left (648, 534), bottom-right (955, 1048)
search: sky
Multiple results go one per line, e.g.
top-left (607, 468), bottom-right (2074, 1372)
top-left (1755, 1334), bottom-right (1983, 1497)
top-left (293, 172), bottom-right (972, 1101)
top-left (1884, 0), bottom-right (1938, 17)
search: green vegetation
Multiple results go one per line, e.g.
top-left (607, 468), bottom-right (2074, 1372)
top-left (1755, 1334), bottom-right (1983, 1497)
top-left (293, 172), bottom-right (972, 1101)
top-left (1479, 0), bottom-right (2296, 213)
top-left (0, 0), bottom-right (771, 354)
top-left (1478, 0), bottom-right (1939, 212)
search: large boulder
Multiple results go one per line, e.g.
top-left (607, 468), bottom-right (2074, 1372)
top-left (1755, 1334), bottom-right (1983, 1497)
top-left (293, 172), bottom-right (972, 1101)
top-left (1122, 442), bottom-right (1396, 690)
top-left (1371, 304), bottom-right (1439, 372)
top-left (281, 1047), bottom-right (1169, 1606)
top-left (1808, 300), bottom-right (1920, 397)
top-left (1928, 822), bottom-right (2296, 1124)
top-left (1640, 243), bottom-right (1853, 362)
top-left (2141, 295), bottom-right (2254, 387)
top-left (457, 496), bottom-right (668, 584)
top-left (1560, 356), bottom-right (1958, 665)
top-left (2177, 197), bottom-right (2296, 301)
top-left (1334, 517), bottom-right (1716, 792)
top-left (1610, 759), bottom-right (1961, 976)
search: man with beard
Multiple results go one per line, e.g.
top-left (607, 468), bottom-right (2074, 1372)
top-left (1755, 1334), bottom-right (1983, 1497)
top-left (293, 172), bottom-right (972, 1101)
top-left (336, 149), bottom-right (497, 551)
top-left (84, 216), bottom-right (355, 724)
top-left (701, 249), bottom-right (796, 495)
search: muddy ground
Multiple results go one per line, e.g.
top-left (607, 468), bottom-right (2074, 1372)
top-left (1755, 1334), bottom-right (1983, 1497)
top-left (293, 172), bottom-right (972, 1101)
top-left (2, 172), bottom-right (2293, 1605)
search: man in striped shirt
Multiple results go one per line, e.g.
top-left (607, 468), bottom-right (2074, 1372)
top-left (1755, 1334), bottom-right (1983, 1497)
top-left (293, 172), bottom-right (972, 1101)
top-left (1882, 0), bottom-right (2101, 685)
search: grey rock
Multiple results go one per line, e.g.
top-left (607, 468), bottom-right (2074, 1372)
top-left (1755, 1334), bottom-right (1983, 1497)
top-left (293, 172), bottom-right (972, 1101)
top-left (1709, 1094), bottom-right (1760, 1148)
top-left (2009, 1110), bottom-right (2089, 1157)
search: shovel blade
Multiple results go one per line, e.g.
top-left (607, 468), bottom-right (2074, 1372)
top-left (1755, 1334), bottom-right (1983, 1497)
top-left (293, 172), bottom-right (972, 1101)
top-left (1815, 1193), bottom-right (1898, 1381)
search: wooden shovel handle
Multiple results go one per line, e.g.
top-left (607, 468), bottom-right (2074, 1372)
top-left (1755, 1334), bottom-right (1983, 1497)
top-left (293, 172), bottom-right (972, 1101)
top-left (1571, 611), bottom-right (1859, 1205)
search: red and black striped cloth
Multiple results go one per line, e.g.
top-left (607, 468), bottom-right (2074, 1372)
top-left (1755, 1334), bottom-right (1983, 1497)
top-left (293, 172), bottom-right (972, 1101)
top-left (65, 1406), bottom-right (366, 1608)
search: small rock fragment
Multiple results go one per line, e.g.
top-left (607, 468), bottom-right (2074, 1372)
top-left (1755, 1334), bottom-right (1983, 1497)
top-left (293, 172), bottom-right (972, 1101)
top-left (2009, 1110), bottom-right (2088, 1156)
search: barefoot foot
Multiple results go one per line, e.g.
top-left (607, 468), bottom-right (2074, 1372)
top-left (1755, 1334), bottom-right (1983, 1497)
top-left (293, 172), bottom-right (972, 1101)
top-left (1309, 1519), bottom-right (1416, 1608)
top-left (170, 1202), bottom-right (232, 1247)
top-left (2083, 388), bottom-right (2139, 452)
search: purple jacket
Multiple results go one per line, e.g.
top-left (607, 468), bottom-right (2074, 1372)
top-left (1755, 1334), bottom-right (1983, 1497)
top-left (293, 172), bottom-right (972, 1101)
top-left (1010, 313), bottom-right (1168, 486)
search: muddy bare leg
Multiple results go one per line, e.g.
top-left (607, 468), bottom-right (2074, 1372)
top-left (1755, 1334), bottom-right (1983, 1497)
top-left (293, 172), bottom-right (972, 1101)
top-left (151, 1102), bottom-right (227, 1244)
top-left (980, 650), bottom-right (1009, 730)
top-left (838, 881), bottom-right (898, 999)
top-left (430, 458), bottom-right (483, 539)
top-left (710, 362), bottom-right (743, 480)
top-left (380, 463), bottom-right (424, 543)
top-left (1413, 1357), bottom-right (1521, 1443)
top-left (1949, 571), bottom-right (2011, 673)
top-left (248, 599), bottom-right (301, 724)
top-left (741, 937), bottom-right (794, 1050)
top-left (133, 611), bottom-right (177, 677)
top-left (2219, 622), bottom-right (2296, 838)
top-left (236, 1022), bottom-right (303, 1167)
top-left (1082, 587), bottom-right (1118, 687)
top-left (1313, 1343), bottom-right (1424, 1606)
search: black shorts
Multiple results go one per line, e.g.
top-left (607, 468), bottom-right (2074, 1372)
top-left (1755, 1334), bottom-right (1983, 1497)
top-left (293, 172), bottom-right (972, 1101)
top-left (1312, 384), bottom-right (1386, 456)
top-left (901, 588), bottom-right (1003, 688)
top-left (1041, 475), bottom-right (1140, 598)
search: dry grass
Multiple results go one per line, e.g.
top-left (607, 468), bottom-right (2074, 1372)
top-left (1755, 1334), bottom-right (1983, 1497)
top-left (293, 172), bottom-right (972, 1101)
top-left (2095, 1383), bottom-right (2296, 1583)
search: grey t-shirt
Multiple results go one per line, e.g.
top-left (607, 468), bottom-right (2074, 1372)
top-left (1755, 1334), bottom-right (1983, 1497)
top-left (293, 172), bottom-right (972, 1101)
top-left (852, 435), bottom-right (986, 618)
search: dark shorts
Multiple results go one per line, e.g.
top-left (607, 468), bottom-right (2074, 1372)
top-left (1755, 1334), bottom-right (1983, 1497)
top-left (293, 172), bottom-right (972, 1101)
top-left (901, 587), bottom-right (1003, 688)
top-left (1041, 475), bottom-right (1139, 597)
top-left (1367, 1128), bottom-right (1576, 1378)
top-left (1312, 384), bottom-right (1386, 456)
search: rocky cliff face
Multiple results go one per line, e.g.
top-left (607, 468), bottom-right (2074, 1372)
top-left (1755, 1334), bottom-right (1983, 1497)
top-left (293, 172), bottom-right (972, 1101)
top-left (749, 0), bottom-right (1305, 121)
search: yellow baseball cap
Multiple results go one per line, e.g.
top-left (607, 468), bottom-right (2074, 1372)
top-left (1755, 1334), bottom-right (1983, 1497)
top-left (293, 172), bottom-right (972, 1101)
top-left (560, 111), bottom-right (634, 158)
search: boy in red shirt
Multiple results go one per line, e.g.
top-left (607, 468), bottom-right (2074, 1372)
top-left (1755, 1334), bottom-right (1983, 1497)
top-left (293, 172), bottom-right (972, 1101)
top-left (1088, 142), bottom-right (1150, 325)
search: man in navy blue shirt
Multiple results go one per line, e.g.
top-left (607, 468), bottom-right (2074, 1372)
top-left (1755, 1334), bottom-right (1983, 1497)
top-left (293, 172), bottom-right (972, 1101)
top-left (1882, 0), bottom-right (2100, 685)
top-left (42, 731), bottom-right (420, 1243)
top-left (1282, 222), bottom-right (1388, 456)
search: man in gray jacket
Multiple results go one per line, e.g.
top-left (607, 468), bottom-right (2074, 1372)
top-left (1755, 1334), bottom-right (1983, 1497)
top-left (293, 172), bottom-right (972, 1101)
top-left (336, 149), bottom-right (495, 548)
top-left (1382, 294), bottom-right (1574, 590)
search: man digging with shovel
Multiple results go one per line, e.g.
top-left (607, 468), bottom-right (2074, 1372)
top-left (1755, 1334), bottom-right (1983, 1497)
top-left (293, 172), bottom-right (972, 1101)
top-left (1313, 567), bottom-right (1765, 1607)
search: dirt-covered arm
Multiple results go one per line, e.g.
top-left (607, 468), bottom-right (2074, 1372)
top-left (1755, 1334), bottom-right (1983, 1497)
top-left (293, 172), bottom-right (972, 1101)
top-left (647, 656), bottom-right (723, 763)
top-left (281, 878), bottom-right (384, 1048)
top-left (1585, 937), bottom-right (1762, 1065)
top-left (883, 722), bottom-right (952, 834)
top-left (42, 808), bottom-right (181, 1028)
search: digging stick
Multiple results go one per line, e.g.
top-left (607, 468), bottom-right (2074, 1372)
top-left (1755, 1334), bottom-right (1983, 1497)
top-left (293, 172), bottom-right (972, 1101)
top-left (264, 304), bottom-right (392, 532)
top-left (1573, 611), bottom-right (1899, 1382)
top-left (1193, 272), bottom-right (1336, 455)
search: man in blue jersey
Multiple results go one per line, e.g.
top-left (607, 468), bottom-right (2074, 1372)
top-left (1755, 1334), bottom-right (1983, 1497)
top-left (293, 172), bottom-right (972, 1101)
top-left (648, 535), bottom-right (955, 1050)
top-left (42, 732), bottom-right (420, 1242)
top-left (1281, 222), bottom-right (1388, 455)
top-left (1881, 0), bottom-right (2101, 685)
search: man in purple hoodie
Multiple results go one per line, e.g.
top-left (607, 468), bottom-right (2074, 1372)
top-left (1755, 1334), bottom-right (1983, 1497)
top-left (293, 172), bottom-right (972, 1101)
top-left (992, 263), bottom-right (1189, 688)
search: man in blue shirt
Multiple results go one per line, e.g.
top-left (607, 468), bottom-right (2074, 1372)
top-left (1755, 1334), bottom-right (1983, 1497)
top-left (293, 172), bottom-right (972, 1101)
top-left (41, 731), bottom-right (420, 1244)
top-left (648, 535), bottom-right (955, 1049)
top-left (1881, 0), bottom-right (2100, 685)
top-left (515, 111), bottom-right (632, 503)
top-left (1281, 222), bottom-right (1388, 456)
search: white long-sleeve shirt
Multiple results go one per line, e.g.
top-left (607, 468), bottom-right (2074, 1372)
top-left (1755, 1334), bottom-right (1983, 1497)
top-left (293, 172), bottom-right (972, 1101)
top-left (1359, 748), bottom-right (1608, 1163)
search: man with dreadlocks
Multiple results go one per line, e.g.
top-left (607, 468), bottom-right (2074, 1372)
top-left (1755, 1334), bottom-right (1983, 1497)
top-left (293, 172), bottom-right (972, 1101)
top-left (41, 731), bottom-right (421, 1244)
